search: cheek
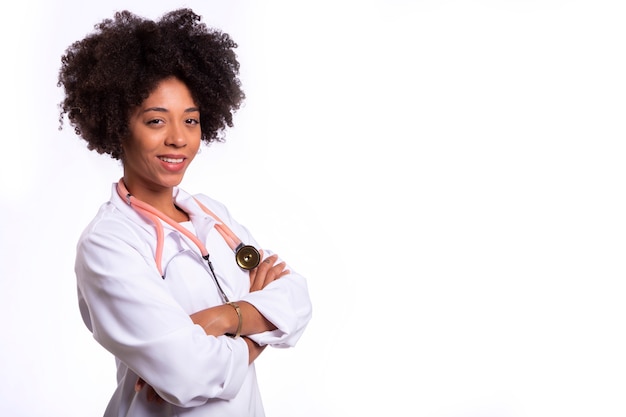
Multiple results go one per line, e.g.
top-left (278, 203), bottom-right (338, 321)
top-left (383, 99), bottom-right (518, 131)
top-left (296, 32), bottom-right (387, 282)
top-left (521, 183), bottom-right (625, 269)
top-left (190, 134), bottom-right (202, 154)
top-left (122, 137), bottom-right (158, 167)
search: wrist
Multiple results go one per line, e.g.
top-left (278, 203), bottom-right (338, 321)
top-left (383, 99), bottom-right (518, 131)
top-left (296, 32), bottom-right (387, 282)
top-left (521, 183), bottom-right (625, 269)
top-left (225, 302), bottom-right (242, 338)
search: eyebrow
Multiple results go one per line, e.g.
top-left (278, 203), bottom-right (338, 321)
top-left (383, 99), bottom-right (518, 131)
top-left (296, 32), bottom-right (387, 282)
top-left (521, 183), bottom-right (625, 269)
top-left (142, 107), bottom-right (200, 113)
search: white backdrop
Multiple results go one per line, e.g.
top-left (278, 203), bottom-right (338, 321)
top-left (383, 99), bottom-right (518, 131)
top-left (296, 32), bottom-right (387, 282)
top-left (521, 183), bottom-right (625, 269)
top-left (1, 0), bottom-right (625, 416)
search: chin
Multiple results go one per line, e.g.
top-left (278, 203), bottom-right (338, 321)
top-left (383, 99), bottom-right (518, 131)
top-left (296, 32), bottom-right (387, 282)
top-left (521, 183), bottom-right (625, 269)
top-left (159, 174), bottom-right (186, 188)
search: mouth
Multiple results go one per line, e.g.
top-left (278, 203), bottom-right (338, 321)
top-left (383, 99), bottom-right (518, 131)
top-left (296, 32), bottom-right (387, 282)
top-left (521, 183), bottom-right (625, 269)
top-left (158, 156), bottom-right (185, 164)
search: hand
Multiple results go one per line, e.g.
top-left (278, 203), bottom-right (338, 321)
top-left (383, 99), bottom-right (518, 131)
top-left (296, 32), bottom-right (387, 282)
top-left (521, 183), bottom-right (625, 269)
top-left (243, 336), bottom-right (267, 364)
top-left (135, 378), bottom-right (165, 404)
top-left (249, 251), bottom-right (290, 292)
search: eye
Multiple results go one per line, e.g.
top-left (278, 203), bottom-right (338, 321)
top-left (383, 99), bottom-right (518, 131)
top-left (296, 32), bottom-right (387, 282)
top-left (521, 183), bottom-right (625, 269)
top-left (186, 118), bottom-right (200, 125)
top-left (146, 118), bottom-right (164, 125)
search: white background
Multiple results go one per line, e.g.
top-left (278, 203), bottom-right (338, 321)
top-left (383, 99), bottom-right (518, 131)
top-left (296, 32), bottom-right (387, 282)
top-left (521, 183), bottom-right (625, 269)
top-left (1, 0), bottom-right (625, 416)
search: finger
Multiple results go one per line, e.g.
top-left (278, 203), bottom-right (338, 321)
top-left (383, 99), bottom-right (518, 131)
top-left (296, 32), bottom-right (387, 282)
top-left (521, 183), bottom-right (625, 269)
top-left (268, 261), bottom-right (286, 276)
top-left (256, 249), bottom-right (266, 269)
top-left (255, 261), bottom-right (287, 289)
top-left (277, 268), bottom-right (291, 279)
top-left (135, 378), bottom-right (146, 393)
top-left (252, 259), bottom-right (277, 290)
top-left (268, 262), bottom-right (289, 282)
top-left (249, 264), bottom-right (257, 282)
top-left (250, 252), bottom-right (291, 291)
top-left (251, 255), bottom-right (278, 291)
top-left (250, 268), bottom-right (268, 292)
top-left (147, 386), bottom-right (158, 402)
top-left (249, 264), bottom-right (264, 292)
top-left (149, 386), bottom-right (166, 403)
top-left (260, 254), bottom-right (278, 268)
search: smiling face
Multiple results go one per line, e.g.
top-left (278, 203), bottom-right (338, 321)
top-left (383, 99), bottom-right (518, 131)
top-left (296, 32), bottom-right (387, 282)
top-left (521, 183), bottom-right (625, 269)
top-left (122, 77), bottom-right (201, 202)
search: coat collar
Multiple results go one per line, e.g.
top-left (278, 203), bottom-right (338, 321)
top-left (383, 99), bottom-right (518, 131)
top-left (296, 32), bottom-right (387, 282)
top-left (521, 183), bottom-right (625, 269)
top-left (108, 182), bottom-right (219, 244)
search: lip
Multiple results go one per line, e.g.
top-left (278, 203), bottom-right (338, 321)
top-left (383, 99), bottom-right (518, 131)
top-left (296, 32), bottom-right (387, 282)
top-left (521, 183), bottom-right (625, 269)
top-left (157, 154), bottom-right (188, 172)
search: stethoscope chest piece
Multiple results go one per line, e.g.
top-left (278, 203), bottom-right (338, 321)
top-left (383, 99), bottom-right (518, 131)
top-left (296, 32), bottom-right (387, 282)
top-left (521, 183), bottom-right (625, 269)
top-left (236, 244), bottom-right (260, 270)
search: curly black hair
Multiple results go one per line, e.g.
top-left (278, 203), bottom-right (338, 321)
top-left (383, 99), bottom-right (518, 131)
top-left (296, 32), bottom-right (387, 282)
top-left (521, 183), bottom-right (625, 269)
top-left (58, 8), bottom-right (245, 160)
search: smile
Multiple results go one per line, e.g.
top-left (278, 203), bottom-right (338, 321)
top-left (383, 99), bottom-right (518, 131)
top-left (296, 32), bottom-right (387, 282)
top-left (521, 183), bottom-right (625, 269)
top-left (158, 156), bottom-right (184, 164)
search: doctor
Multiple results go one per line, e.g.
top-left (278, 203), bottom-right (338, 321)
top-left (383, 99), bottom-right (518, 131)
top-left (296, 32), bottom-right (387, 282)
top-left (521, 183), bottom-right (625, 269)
top-left (58, 8), bottom-right (312, 417)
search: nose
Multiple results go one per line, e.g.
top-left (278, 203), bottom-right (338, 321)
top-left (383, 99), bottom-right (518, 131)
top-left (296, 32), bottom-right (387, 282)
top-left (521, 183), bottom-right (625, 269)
top-left (164, 122), bottom-right (186, 147)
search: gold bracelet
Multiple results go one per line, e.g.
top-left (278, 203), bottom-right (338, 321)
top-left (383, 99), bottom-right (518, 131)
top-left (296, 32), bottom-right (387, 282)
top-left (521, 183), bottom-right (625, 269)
top-left (226, 302), bottom-right (242, 338)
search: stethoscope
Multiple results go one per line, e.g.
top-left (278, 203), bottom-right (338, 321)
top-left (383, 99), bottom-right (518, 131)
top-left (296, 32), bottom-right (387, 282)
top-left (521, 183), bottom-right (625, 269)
top-left (116, 179), bottom-right (261, 301)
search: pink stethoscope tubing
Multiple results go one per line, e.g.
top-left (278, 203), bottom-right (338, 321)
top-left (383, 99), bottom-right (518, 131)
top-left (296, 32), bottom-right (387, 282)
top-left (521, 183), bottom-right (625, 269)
top-left (116, 179), bottom-right (260, 284)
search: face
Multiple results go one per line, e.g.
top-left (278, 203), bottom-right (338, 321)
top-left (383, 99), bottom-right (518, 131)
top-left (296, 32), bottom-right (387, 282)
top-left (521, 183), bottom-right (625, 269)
top-left (122, 77), bottom-right (201, 196)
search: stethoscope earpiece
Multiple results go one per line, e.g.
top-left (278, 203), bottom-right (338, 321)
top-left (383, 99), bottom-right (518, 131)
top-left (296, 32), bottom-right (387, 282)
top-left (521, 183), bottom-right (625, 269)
top-left (235, 245), bottom-right (260, 270)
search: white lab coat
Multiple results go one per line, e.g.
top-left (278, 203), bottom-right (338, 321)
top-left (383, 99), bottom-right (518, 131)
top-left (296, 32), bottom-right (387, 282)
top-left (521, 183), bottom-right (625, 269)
top-left (75, 183), bottom-right (312, 417)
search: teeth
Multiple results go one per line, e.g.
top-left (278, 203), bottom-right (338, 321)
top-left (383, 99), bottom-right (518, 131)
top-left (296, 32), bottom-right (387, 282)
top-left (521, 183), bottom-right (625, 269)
top-left (159, 157), bottom-right (184, 163)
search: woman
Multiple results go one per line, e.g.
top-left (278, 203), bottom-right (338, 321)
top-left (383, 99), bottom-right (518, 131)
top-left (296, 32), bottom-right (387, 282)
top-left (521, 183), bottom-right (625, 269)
top-left (58, 8), bottom-right (312, 417)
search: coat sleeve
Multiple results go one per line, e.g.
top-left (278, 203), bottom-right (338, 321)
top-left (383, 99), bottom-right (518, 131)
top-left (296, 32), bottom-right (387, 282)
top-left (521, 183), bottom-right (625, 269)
top-left (195, 195), bottom-right (314, 348)
top-left (242, 259), bottom-right (313, 348)
top-left (75, 216), bottom-right (249, 407)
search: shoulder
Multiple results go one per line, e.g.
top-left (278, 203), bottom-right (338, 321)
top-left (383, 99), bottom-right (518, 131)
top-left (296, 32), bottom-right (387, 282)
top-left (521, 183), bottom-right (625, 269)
top-left (77, 201), bottom-right (150, 253)
top-left (175, 187), bottom-right (234, 222)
